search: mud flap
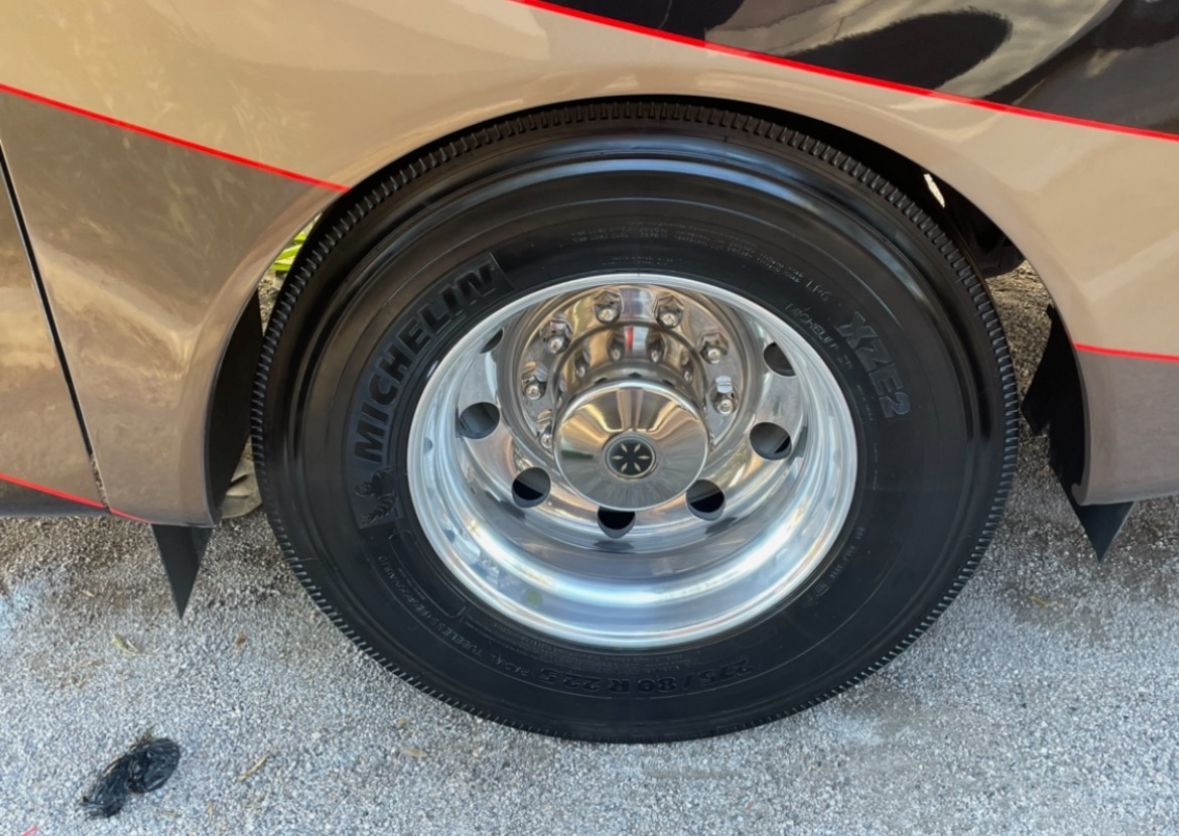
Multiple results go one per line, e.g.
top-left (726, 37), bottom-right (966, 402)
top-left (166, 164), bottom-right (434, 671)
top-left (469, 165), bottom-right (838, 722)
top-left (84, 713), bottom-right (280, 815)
top-left (1023, 306), bottom-right (1134, 558)
top-left (1064, 496), bottom-right (1134, 560)
top-left (151, 525), bottom-right (212, 615)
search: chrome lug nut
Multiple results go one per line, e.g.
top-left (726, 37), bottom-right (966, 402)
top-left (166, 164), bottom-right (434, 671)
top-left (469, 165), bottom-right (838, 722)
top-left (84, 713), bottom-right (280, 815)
top-left (522, 376), bottom-right (545, 400)
top-left (701, 338), bottom-right (727, 364)
top-left (647, 335), bottom-right (664, 363)
top-left (594, 292), bottom-right (622, 323)
top-left (538, 426), bottom-right (554, 450)
top-left (655, 296), bottom-right (684, 328)
top-left (542, 319), bottom-right (571, 354)
top-left (608, 334), bottom-right (625, 363)
top-left (713, 377), bottom-right (737, 415)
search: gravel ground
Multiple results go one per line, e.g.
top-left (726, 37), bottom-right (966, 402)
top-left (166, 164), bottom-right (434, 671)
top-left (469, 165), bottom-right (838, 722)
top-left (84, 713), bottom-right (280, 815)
top-left (3, 267), bottom-right (1178, 834)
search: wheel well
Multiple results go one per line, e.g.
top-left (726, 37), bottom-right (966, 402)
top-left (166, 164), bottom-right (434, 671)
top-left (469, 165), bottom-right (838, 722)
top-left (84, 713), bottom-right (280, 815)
top-left (292, 96), bottom-right (1026, 287)
top-left (207, 94), bottom-right (1036, 511)
top-left (721, 102), bottom-right (1024, 280)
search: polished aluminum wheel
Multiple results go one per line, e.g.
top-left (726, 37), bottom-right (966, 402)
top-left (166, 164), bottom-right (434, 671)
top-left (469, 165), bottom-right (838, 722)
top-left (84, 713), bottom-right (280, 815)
top-left (407, 274), bottom-right (857, 648)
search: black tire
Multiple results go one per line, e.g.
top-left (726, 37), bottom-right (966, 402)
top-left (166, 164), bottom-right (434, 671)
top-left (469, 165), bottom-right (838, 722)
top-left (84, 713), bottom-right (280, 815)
top-left (253, 101), bottom-right (1018, 742)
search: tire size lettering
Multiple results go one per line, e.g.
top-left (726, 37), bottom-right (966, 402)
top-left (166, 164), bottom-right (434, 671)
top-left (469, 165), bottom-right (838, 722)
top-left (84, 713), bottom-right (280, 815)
top-left (539, 669), bottom-right (601, 692)
top-left (537, 659), bottom-right (751, 695)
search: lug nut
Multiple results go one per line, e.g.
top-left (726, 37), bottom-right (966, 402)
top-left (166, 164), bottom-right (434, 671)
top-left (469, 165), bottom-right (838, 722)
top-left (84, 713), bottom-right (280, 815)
top-left (539, 428), bottom-right (554, 449)
top-left (522, 377), bottom-right (545, 400)
top-left (713, 378), bottom-right (737, 415)
top-left (574, 357), bottom-right (588, 379)
top-left (608, 334), bottom-right (625, 363)
top-left (541, 319), bottom-right (571, 354)
top-left (594, 292), bottom-right (622, 323)
top-left (701, 339), bottom-right (726, 364)
top-left (647, 335), bottom-right (664, 363)
top-left (655, 297), bottom-right (684, 328)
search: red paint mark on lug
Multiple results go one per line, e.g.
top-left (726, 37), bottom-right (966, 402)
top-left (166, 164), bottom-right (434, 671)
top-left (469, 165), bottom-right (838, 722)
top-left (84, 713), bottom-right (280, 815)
top-left (0, 82), bottom-right (349, 192)
top-left (509, 0), bottom-right (1179, 145)
top-left (1074, 343), bottom-right (1179, 364)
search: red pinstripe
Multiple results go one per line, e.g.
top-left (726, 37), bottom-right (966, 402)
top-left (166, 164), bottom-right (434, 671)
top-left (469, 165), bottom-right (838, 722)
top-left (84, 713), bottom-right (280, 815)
top-left (0, 471), bottom-right (147, 522)
top-left (0, 82), bottom-right (348, 192)
top-left (1074, 343), bottom-right (1179, 364)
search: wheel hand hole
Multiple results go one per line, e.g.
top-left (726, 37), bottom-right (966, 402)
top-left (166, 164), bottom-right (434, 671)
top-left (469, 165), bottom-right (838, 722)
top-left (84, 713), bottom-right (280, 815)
top-left (456, 402), bottom-right (500, 439)
top-left (763, 343), bottom-right (795, 376)
top-left (750, 422), bottom-right (792, 460)
top-left (480, 330), bottom-right (503, 353)
top-left (597, 508), bottom-right (635, 538)
top-left (512, 468), bottom-right (551, 508)
top-left (686, 480), bottom-right (725, 520)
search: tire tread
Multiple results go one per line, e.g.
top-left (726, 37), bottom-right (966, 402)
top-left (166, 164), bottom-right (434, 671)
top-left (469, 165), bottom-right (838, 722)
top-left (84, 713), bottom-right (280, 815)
top-left (252, 100), bottom-right (1019, 742)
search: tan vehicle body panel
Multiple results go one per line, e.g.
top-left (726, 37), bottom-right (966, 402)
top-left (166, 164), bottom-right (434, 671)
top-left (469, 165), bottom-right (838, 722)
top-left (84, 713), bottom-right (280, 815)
top-left (0, 163), bottom-right (99, 509)
top-left (0, 94), bottom-right (320, 521)
top-left (0, 0), bottom-right (1175, 521)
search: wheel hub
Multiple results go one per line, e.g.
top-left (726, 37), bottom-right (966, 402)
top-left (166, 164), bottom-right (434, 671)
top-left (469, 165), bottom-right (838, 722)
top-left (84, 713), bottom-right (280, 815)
top-left (555, 380), bottom-right (707, 510)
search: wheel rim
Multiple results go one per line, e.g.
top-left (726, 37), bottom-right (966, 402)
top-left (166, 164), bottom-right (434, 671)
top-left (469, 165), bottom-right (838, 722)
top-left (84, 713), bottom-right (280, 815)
top-left (407, 274), bottom-right (857, 648)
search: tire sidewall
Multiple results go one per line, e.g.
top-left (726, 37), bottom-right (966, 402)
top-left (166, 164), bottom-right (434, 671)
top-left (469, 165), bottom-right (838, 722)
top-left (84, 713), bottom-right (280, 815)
top-left (259, 114), bottom-right (1011, 739)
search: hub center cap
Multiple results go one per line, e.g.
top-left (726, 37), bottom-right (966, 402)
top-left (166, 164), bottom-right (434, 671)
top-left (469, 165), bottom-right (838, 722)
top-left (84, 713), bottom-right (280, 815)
top-left (554, 380), bottom-right (707, 511)
top-left (607, 436), bottom-right (657, 478)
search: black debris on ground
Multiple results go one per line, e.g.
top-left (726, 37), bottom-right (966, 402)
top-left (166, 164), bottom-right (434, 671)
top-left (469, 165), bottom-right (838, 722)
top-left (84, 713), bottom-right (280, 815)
top-left (80, 736), bottom-right (181, 818)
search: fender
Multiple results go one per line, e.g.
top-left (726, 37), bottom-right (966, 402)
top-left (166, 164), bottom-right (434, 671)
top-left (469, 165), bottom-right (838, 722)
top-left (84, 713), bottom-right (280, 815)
top-left (0, 1), bottom-right (1175, 577)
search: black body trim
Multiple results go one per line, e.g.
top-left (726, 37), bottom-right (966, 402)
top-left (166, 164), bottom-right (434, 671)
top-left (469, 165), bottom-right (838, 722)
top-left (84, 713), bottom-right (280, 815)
top-left (548, 0), bottom-right (1179, 136)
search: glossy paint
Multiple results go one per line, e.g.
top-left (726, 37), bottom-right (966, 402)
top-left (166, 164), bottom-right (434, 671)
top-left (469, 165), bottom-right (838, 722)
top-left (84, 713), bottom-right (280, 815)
top-left (0, 152), bottom-right (100, 514)
top-left (0, 0), bottom-right (1175, 519)
top-left (549, 0), bottom-right (1179, 134)
top-left (1075, 353), bottom-right (1179, 505)
top-left (0, 94), bottom-right (322, 523)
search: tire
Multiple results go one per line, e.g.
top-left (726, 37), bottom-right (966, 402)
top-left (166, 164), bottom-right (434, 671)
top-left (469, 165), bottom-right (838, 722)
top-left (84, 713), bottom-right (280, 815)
top-left (253, 101), bottom-right (1018, 742)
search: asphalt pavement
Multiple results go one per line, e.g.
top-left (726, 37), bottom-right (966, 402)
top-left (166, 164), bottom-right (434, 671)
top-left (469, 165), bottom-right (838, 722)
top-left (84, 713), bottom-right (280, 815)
top-left (2, 267), bottom-right (1178, 834)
